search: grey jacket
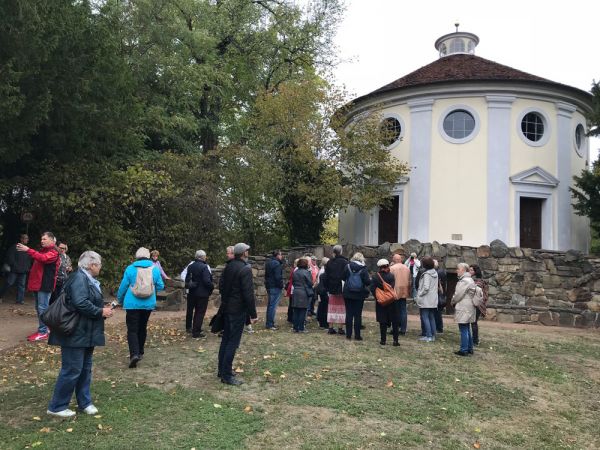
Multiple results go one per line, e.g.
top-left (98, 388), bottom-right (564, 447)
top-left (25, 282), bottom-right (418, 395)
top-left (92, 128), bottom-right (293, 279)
top-left (416, 269), bottom-right (439, 308)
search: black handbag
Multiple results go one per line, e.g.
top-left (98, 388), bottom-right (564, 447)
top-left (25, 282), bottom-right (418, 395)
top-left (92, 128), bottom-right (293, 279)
top-left (41, 289), bottom-right (80, 335)
top-left (209, 308), bottom-right (224, 333)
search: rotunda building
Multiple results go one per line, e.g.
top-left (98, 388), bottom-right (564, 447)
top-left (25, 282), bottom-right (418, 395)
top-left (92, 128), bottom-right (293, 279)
top-left (338, 29), bottom-right (592, 252)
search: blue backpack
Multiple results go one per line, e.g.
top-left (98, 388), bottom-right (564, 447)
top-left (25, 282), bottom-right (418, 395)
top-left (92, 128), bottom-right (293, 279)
top-left (346, 266), bottom-right (363, 292)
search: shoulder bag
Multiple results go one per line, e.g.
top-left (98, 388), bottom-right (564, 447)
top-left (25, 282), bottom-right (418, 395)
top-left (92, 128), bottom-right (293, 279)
top-left (375, 273), bottom-right (397, 307)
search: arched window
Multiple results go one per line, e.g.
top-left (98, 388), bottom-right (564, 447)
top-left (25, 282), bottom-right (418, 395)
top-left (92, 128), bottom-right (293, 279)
top-left (380, 117), bottom-right (402, 147)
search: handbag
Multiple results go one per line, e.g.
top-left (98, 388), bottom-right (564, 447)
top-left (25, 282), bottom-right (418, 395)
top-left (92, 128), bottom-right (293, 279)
top-left (40, 289), bottom-right (80, 336)
top-left (375, 273), bottom-right (397, 306)
top-left (209, 308), bottom-right (224, 333)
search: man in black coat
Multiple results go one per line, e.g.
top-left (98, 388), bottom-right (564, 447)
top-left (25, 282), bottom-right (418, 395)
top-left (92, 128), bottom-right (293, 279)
top-left (217, 243), bottom-right (258, 385)
top-left (264, 250), bottom-right (284, 330)
top-left (0, 234), bottom-right (32, 304)
top-left (324, 245), bottom-right (349, 295)
top-left (185, 250), bottom-right (214, 338)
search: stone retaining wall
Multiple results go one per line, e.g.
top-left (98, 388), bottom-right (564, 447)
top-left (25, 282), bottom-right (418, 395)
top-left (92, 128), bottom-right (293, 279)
top-left (206, 240), bottom-right (600, 329)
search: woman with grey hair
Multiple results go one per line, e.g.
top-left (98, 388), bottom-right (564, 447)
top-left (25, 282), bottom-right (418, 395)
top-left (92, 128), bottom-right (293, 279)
top-left (450, 262), bottom-right (481, 356)
top-left (185, 250), bottom-right (214, 338)
top-left (342, 252), bottom-right (370, 340)
top-left (47, 251), bottom-right (113, 418)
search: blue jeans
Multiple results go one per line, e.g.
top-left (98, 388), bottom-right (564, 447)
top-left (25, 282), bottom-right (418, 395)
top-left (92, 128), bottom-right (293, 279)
top-left (0, 272), bottom-right (27, 303)
top-left (35, 291), bottom-right (51, 334)
top-left (48, 347), bottom-right (94, 412)
top-left (266, 288), bottom-right (282, 328)
top-left (218, 312), bottom-right (246, 381)
top-left (458, 323), bottom-right (473, 352)
top-left (398, 299), bottom-right (407, 333)
top-left (292, 307), bottom-right (307, 331)
top-left (420, 308), bottom-right (436, 338)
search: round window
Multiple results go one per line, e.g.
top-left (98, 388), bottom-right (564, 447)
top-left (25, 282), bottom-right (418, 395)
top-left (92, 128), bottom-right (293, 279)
top-left (521, 112), bottom-right (544, 142)
top-left (443, 110), bottom-right (475, 139)
top-left (575, 124), bottom-right (585, 157)
top-left (380, 117), bottom-right (401, 147)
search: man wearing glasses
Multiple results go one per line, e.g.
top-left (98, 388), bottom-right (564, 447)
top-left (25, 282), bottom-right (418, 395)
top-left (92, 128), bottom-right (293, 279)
top-left (50, 242), bottom-right (73, 304)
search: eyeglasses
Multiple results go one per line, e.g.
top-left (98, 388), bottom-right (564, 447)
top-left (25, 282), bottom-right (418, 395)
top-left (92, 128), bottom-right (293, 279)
top-left (59, 247), bottom-right (67, 250)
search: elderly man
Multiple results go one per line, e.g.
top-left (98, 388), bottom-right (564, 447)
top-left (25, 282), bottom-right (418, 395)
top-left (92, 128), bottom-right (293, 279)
top-left (390, 253), bottom-right (411, 335)
top-left (185, 250), bottom-right (214, 338)
top-left (0, 234), bottom-right (32, 305)
top-left (18, 232), bottom-right (60, 341)
top-left (217, 243), bottom-right (258, 385)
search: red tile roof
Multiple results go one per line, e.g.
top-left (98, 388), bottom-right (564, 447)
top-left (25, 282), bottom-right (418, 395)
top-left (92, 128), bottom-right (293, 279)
top-left (371, 54), bottom-right (550, 95)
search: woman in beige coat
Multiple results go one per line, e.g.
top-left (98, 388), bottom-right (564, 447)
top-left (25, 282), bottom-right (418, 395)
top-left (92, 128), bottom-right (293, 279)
top-left (450, 263), bottom-right (480, 356)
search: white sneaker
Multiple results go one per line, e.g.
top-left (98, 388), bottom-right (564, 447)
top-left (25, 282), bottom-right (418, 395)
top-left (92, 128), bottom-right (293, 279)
top-left (82, 404), bottom-right (98, 415)
top-left (47, 409), bottom-right (76, 418)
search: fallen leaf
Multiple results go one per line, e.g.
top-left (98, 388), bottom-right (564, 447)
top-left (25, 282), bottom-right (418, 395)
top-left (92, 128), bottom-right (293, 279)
top-left (475, 428), bottom-right (481, 433)
top-left (454, 378), bottom-right (460, 382)
top-left (213, 403), bottom-right (222, 408)
top-left (380, 432), bottom-right (387, 436)
top-left (263, 355), bottom-right (272, 359)
top-left (234, 367), bottom-right (244, 373)
top-left (66, 428), bottom-right (73, 432)
top-left (244, 405), bottom-right (253, 413)
top-left (32, 416), bottom-right (41, 421)
top-left (94, 415), bottom-right (102, 419)
top-left (280, 374), bottom-right (286, 379)
top-left (473, 442), bottom-right (481, 449)
top-left (39, 427), bottom-right (51, 433)
top-left (97, 424), bottom-right (103, 430)
top-left (263, 370), bottom-right (272, 377)
top-left (31, 442), bottom-right (42, 448)
top-left (386, 380), bottom-right (394, 388)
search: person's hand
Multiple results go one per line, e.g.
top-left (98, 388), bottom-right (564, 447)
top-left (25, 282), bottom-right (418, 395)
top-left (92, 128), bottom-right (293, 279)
top-left (16, 243), bottom-right (29, 252)
top-left (102, 307), bottom-right (113, 318)
top-left (250, 317), bottom-right (258, 324)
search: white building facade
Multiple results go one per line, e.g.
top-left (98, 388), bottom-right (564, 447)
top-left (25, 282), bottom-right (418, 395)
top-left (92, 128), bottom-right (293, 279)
top-left (339, 30), bottom-right (592, 252)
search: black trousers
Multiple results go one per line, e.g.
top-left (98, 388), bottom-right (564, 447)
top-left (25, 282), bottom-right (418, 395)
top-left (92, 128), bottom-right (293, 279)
top-left (126, 309), bottom-right (152, 358)
top-left (316, 293), bottom-right (329, 328)
top-left (471, 309), bottom-right (481, 344)
top-left (217, 312), bottom-right (246, 381)
top-left (49, 280), bottom-right (65, 305)
top-left (344, 297), bottom-right (364, 338)
top-left (380, 322), bottom-right (399, 343)
top-left (186, 295), bottom-right (209, 336)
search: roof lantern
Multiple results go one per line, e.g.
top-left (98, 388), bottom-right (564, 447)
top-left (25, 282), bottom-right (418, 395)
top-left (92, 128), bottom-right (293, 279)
top-left (434, 23), bottom-right (480, 58)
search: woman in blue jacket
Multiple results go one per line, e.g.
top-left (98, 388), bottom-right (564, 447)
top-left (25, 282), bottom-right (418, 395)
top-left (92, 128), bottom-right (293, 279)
top-left (47, 251), bottom-right (113, 418)
top-left (342, 252), bottom-right (371, 341)
top-left (117, 247), bottom-right (164, 368)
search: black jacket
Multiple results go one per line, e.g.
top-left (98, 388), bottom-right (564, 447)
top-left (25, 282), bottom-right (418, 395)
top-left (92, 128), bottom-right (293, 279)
top-left (220, 258), bottom-right (257, 318)
top-left (185, 259), bottom-right (214, 298)
top-left (370, 270), bottom-right (401, 324)
top-left (264, 256), bottom-right (284, 289)
top-left (342, 261), bottom-right (371, 300)
top-left (48, 270), bottom-right (105, 348)
top-left (324, 255), bottom-right (349, 295)
top-left (5, 244), bottom-right (32, 274)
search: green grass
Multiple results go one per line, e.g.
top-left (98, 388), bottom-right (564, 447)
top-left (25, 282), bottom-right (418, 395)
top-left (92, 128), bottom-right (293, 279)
top-left (1, 315), bottom-right (599, 449)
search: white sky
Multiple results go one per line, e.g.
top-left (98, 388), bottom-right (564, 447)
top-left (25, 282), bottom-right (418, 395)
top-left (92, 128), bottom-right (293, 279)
top-left (332, 0), bottom-right (600, 160)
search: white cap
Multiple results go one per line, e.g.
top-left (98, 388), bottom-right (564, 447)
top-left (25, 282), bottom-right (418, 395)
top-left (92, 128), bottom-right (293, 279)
top-left (377, 258), bottom-right (390, 267)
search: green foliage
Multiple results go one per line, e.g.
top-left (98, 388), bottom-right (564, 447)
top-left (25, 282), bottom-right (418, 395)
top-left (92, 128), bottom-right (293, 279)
top-left (571, 157), bottom-right (600, 235)
top-left (588, 80), bottom-right (600, 137)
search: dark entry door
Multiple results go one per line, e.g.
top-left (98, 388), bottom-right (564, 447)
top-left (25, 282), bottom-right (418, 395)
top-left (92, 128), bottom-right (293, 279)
top-left (378, 196), bottom-right (399, 244)
top-left (520, 197), bottom-right (543, 249)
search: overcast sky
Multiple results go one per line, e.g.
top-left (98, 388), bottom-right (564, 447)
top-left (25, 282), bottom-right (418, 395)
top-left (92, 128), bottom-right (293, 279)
top-left (332, 0), bottom-right (599, 160)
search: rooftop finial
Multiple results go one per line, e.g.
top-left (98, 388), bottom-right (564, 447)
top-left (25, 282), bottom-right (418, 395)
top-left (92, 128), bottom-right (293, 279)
top-left (455, 22), bottom-right (459, 32)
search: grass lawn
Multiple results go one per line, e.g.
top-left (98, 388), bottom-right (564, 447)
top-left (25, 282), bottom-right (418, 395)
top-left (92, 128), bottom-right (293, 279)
top-left (1, 313), bottom-right (599, 449)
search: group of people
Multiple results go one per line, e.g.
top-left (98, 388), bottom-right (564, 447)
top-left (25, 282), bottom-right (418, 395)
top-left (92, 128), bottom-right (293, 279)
top-left (262, 245), bottom-right (489, 356)
top-left (1, 233), bottom-right (488, 418)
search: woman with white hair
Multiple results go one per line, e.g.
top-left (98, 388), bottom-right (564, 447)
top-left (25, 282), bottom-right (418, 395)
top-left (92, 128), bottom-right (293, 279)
top-left (47, 251), bottom-right (113, 418)
top-left (450, 262), bottom-right (481, 356)
top-left (185, 250), bottom-right (214, 338)
top-left (117, 247), bottom-right (164, 368)
top-left (342, 252), bottom-right (370, 340)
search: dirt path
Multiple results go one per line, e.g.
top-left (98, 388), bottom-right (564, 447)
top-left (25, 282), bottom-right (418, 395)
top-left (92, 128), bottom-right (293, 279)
top-left (1, 293), bottom-right (597, 352)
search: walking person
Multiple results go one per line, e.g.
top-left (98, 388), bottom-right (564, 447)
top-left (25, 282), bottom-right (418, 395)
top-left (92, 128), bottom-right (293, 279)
top-left (416, 256), bottom-right (438, 342)
top-left (291, 258), bottom-right (313, 333)
top-left (18, 232), bottom-right (60, 342)
top-left (47, 251), bottom-right (113, 418)
top-left (342, 252), bottom-right (370, 341)
top-left (371, 259), bottom-right (401, 346)
top-left (217, 243), bottom-right (258, 385)
top-left (389, 253), bottom-right (410, 335)
top-left (117, 247), bottom-right (164, 368)
top-left (150, 250), bottom-right (171, 281)
top-left (264, 250), bottom-right (284, 330)
top-left (0, 234), bottom-right (32, 305)
top-left (468, 264), bottom-right (488, 345)
top-left (315, 257), bottom-right (330, 329)
top-left (324, 245), bottom-right (348, 335)
top-left (185, 250), bottom-right (214, 338)
top-left (451, 263), bottom-right (482, 356)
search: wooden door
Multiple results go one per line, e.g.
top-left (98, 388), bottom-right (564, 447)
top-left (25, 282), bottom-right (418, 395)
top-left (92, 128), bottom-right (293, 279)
top-left (520, 198), bottom-right (542, 249)
top-left (378, 196), bottom-right (399, 244)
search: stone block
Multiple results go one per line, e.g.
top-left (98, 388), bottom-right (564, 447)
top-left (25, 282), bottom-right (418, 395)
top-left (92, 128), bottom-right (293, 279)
top-left (446, 243), bottom-right (462, 256)
top-left (377, 242), bottom-right (391, 256)
top-left (524, 272), bottom-right (543, 283)
top-left (589, 301), bottom-right (600, 312)
top-left (509, 247), bottom-right (524, 258)
top-left (497, 313), bottom-right (522, 323)
top-left (498, 264), bottom-right (520, 272)
top-left (542, 275), bottom-right (562, 289)
top-left (593, 280), bottom-right (600, 291)
top-left (485, 308), bottom-right (497, 320)
top-left (545, 259), bottom-right (557, 274)
top-left (480, 258), bottom-right (499, 271)
top-left (495, 272), bottom-right (512, 286)
top-left (390, 243), bottom-right (405, 255)
top-left (522, 248), bottom-right (533, 257)
top-left (565, 249), bottom-right (583, 262)
top-left (567, 287), bottom-right (592, 303)
top-left (526, 296), bottom-right (549, 307)
top-left (421, 243), bottom-right (433, 257)
top-left (445, 256), bottom-right (458, 269)
top-left (431, 241), bottom-right (447, 258)
top-left (477, 245), bottom-right (490, 258)
top-left (559, 313), bottom-right (575, 327)
top-left (582, 310), bottom-right (600, 328)
top-left (357, 246), bottom-right (378, 258)
top-left (403, 239), bottom-right (423, 257)
top-left (547, 299), bottom-right (574, 309)
top-left (538, 311), bottom-right (559, 326)
top-left (510, 294), bottom-right (527, 306)
top-left (490, 239), bottom-right (509, 258)
top-left (530, 313), bottom-right (539, 322)
top-left (521, 260), bottom-right (546, 272)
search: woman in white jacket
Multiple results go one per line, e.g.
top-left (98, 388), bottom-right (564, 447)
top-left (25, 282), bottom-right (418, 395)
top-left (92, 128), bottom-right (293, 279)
top-left (450, 263), bottom-right (481, 356)
top-left (416, 256), bottom-right (438, 342)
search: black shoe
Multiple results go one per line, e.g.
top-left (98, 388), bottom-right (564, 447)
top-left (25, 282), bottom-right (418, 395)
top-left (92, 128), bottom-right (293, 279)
top-left (217, 372), bottom-right (221, 378)
top-left (192, 332), bottom-right (206, 339)
top-left (454, 351), bottom-right (469, 357)
top-left (337, 328), bottom-right (345, 335)
top-left (380, 341), bottom-right (386, 345)
top-left (139, 354), bottom-right (144, 361)
top-left (354, 336), bottom-right (363, 341)
top-left (360, 325), bottom-right (365, 330)
top-left (393, 341), bottom-right (400, 347)
top-left (468, 349), bottom-right (474, 354)
top-left (473, 340), bottom-right (480, 346)
top-left (222, 377), bottom-right (243, 386)
top-left (400, 331), bottom-right (406, 336)
top-left (346, 336), bottom-right (352, 340)
top-left (327, 328), bottom-right (336, 335)
top-left (388, 330), bottom-right (394, 335)
top-left (128, 355), bottom-right (141, 368)
top-left (185, 328), bottom-right (192, 334)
